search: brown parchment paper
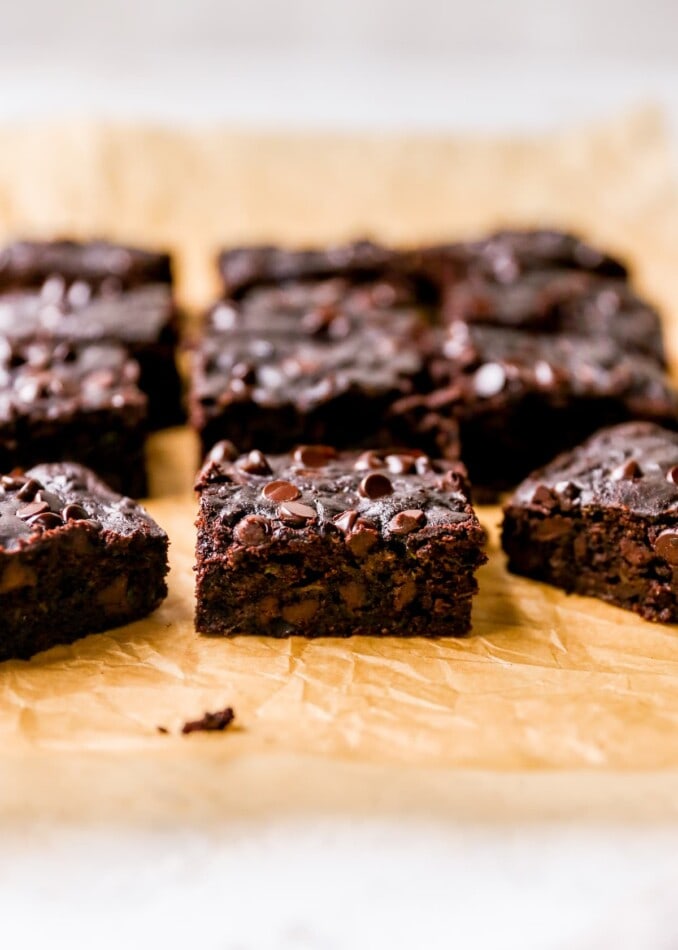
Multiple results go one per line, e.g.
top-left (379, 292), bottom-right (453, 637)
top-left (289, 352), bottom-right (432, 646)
top-left (2, 109), bottom-right (678, 826)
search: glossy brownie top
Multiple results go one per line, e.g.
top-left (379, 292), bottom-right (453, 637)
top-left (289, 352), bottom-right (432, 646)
top-left (0, 239), bottom-right (172, 291)
top-left (0, 338), bottom-right (146, 421)
top-left (508, 422), bottom-right (678, 520)
top-left (196, 442), bottom-right (476, 545)
top-left (0, 462), bottom-right (165, 552)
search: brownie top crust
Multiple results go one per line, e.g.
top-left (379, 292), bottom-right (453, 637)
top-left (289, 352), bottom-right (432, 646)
top-left (0, 239), bottom-right (172, 291)
top-left (0, 284), bottom-right (175, 345)
top-left (0, 462), bottom-right (166, 552)
top-left (436, 322), bottom-right (678, 410)
top-left (442, 269), bottom-right (662, 360)
top-left (508, 422), bottom-right (678, 519)
top-left (197, 278), bottom-right (430, 410)
top-left (460, 228), bottom-right (629, 282)
top-left (0, 338), bottom-right (145, 419)
top-left (218, 239), bottom-right (401, 297)
top-left (196, 443), bottom-right (475, 541)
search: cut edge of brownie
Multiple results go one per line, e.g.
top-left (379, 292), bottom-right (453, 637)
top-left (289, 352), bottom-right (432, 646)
top-left (0, 462), bottom-right (169, 661)
top-left (501, 422), bottom-right (678, 623)
top-left (194, 443), bottom-right (487, 638)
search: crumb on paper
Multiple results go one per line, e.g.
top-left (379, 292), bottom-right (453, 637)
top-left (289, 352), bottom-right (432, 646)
top-left (181, 706), bottom-right (235, 735)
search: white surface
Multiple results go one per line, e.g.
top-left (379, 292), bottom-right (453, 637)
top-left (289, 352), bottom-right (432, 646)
top-left (2, 819), bottom-right (678, 950)
top-left (4, 4), bottom-right (678, 948)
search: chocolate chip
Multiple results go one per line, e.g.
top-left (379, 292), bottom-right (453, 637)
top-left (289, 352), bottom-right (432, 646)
top-left (208, 440), bottom-right (239, 464)
top-left (35, 489), bottom-right (63, 512)
top-left (654, 529), bottom-right (678, 565)
top-left (531, 485), bottom-right (558, 511)
top-left (353, 450), bottom-right (384, 471)
top-left (611, 459), bottom-right (643, 481)
top-left (438, 468), bottom-right (466, 493)
top-left (278, 500), bottom-right (317, 526)
top-left (358, 473), bottom-right (393, 499)
top-left (16, 501), bottom-right (50, 520)
top-left (28, 512), bottom-right (64, 530)
top-left (233, 515), bottom-right (269, 545)
top-left (293, 445), bottom-right (337, 468)
top-left (388, 509), bottom-right (426, 535)
top-left (1, 475), bottom-right (25, 492)
top-left (62, 503), bottom-right (90, 521)
top-left (333, 509), bottom-right (359, 534)
top-left (16, 478), bottom-right (43, 502)
top-left (666, 466), bottom-right (678, 486)
top-left (414, 456), bottom-right (435, 475)
top-left (385, 453), bottom-right (416, 475)
top-left (262, 480), bottom-right (301, 503)
top-left (474, 362), bottom-right (506, 398)
top-left (237, 450), bottom-right (272, 476)
top-left (554, 480), bottom-right (581, 500)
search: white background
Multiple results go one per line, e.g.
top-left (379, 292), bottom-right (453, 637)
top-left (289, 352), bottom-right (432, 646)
top-left (3, 2), bottom-right (678, 948)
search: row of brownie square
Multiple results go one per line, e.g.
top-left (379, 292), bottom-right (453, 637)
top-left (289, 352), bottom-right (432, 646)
top-left (0, 239), bottom-right (183, 496)
top-left (3, 419), bottom-right (677, 664)
top-left (190, 229), bottom-right (676, 494)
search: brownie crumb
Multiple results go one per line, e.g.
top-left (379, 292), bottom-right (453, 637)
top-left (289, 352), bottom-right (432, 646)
top-left (181, 706), bottom-right (235, 735)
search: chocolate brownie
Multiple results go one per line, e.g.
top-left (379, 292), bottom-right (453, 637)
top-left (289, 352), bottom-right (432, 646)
top-left (502, 422), bottom-right (678, 623)
top-left (0, 284), bottom-right (182, 428)
top-left (0, 239), bottom-right (172, 293)
top-left (217, 239), bottom-right (402, 298)
top-left (0, 462), bottom-right (168, 661)
top-left (0, 338), bottom-right (148, 497)
top-left (191, 277), bottom-right (444, 458)
top-left (194, 442), bottom-right (486, 637)
top-left (442, 269), bottom-right (665, 363)
top-left (394, 323), bottom-right (678, 492)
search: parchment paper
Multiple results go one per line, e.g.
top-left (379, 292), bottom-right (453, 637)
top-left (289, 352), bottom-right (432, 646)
top-left (2, 110), bottom-right (678, 825)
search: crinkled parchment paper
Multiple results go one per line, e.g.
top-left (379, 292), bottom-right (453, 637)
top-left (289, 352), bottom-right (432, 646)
top-left (1, 110), bottom-right (678, 825)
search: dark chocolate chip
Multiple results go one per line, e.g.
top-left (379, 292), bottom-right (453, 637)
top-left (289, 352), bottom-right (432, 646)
top-left (16, 501), bottom-right (50, 520)
top-left (62, 503), bottom-right (90, 521)
top-left (474, 361), bottom-right (507, 398)
top-left (385, 453), bottom-right (416, 475)
top-left (238, 450), bottom-right (272, 476)
top-left (414, 456), bottom-right (435, 475)
top-left (388, 509), bottom-right (426, 535)
top-left (358, 473), bottom-right (393, 499)
top-left (293, 445), bottom-right (337, 468)
top-left (438, 469), bottom-right (466, 493)
top-left (531, 485), bottom-right (558, 511)
top-left (262, 480), bottom-right (301, 503)
top-left (666, 466), bottom-right (678, 486)
top-left (1, 475), bottom-right (26, 492)
top-left (16, 478), bottom-right (43, 502)
top-left (35, 489), bottom-right (63, 512)
top-left (554, 480), bottom-right (581, 500)
top-left (233, 515), bottom-right (269, 545)
top-left (333, 509), bottom-right (359, 534)
top-left (654, 529), bottom-right (678, 565)
top-left (610, 459), bottom-right (643, 481)
top-left (28, 512), bottom-right (64, 530)
top-left (278, 500), bottom-right (317, 525)
top-left (208, 440), bottom-right (239, 464)
top-left (353, 451), bottom-right (384, 471)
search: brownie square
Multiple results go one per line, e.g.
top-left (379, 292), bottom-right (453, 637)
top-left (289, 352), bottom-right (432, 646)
top-left (0, 239), bottom-right (172, 293)
top-left (0, 462), bottom-right (168, 661)
top-left (190, 277), bottom-right (444, 458)
top-left (502, 422), bottom-right (678, 623)
top-left (0, 338), bottom-right (148, 497)
top-left (441, 269), bottom-right (665, 363)
top-left (217, 239), bottom-right (402, 298)
top-left (0, 284), bottom-right (182, 428)
top-left (394, 322), bottom-right (678, 492)
top-left (194, 443), bottom-right (486, 637)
